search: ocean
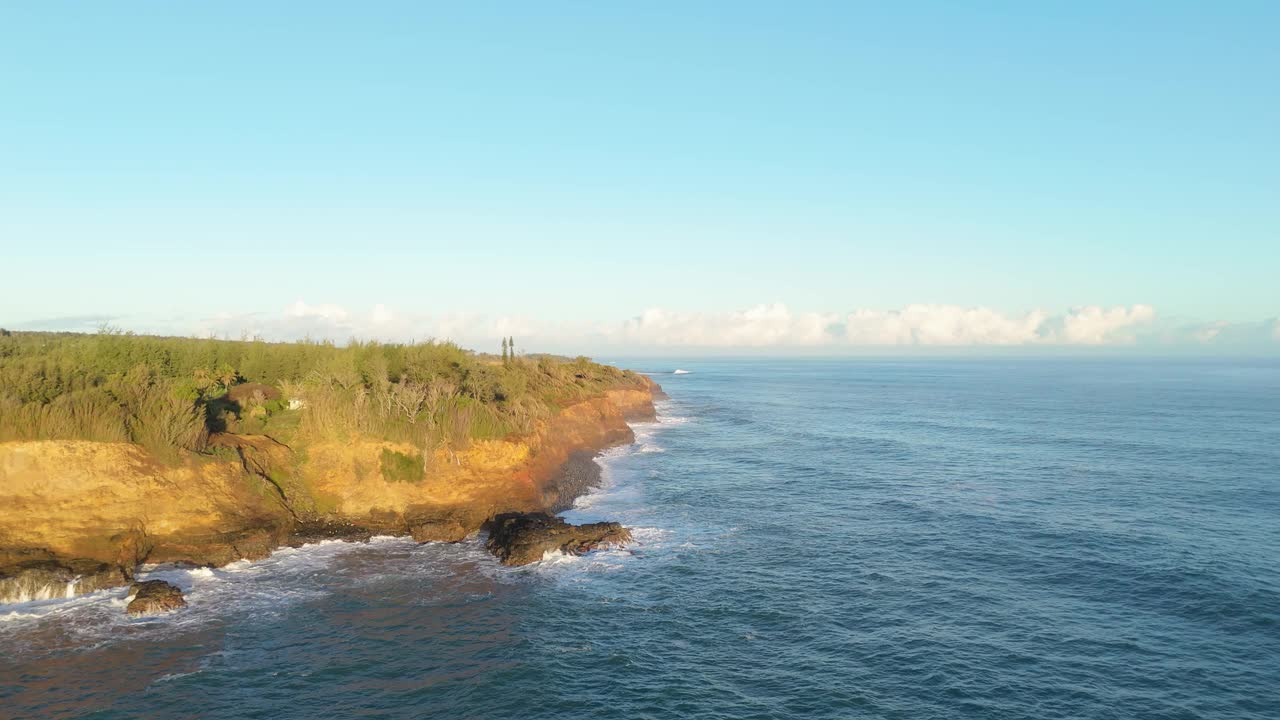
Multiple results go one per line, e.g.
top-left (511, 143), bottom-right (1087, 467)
top-left (2, 358), bottom-right (1278, 719)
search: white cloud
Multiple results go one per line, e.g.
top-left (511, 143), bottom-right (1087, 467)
top-left (285, 299), bottom-right (349, 323)
top-left (1191, 321), bottom-right (1227, 344)
top-left (843, 305), bottom-right (1049, 345)
top-left (607, 303), bottom-right (1157, 347)
top-left (75, 299), bottom-right (1280, 352)
top-left (1155, 317), bottom-right (1280, 348)
top-left (1058, 304), bottom-right (1156, 345)
top-left (371, 303), bottom-right (393, 326)
top-left (191, 302), bottom-right (540, 351)
top-left (612, 304), bottom-right (836, 347)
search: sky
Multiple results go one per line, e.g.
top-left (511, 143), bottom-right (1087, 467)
top-left (1, 2), bottom-right (1277, 354)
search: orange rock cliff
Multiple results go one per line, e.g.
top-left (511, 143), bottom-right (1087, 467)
top-left (0, 376), bottom-right (662, 603)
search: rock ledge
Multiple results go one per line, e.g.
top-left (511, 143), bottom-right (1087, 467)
top-left (484, 512), bottom-right (631, 566)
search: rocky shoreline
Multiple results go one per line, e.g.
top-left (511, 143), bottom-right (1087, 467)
top-left (0, 380), bottom-right (660, 611)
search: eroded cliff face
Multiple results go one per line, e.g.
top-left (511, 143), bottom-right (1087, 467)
top-left (0, 442), bottom-right (291, 567)
top-left (0, 378), bottom-right (660, 602)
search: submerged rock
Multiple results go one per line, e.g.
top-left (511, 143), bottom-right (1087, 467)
top-left (0, 550), bottom-right (130, 604)
top-left (126, 580), bottom-right (186, 616)
top-left (484, 512), bottom-right (631, 566)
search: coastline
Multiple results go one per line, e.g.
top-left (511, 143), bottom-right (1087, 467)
top-left (0, 377), bottom-right (662, 605)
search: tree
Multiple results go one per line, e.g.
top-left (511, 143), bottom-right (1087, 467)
top-left (501, 337), bottom-right (509, 364)
top-left (215, 362), bottom-right (239, 390)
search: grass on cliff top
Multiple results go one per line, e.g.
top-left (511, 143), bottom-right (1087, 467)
top-left (0, 328), bottom-right (645, 463)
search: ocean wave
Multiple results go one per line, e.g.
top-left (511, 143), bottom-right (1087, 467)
top-left (0, 536), bottom-right (420, 654)
top-left (530, 546), bottom-right (631, 574)
top-left (538, 549), bottom-right (581, 564)
top-left (0, 610), bottom-right (41, 623)
top-left (628, 527), bottom-right (672, 544)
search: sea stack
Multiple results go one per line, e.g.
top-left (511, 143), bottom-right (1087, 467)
top-left (125, 580), bottom-right (187, 617)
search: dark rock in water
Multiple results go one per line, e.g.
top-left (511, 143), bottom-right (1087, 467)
top-left (126, 580), bottom-right (186, 616)
top-left (287, 519), bottom-right (374, 547)
top-left (0, 550), bottom-right (130, 604)
top-left (484, 512), bottom-right (631, 566)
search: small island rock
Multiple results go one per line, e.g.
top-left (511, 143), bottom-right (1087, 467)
top-left (126, 580), bottom-right (187, 616)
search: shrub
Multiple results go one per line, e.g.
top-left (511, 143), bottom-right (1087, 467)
top-left (125, 381), bottom-right (209, 460)
top-left (380, 448), bottom-right (424, 484)
top-left (0, 330), bottom-right (647, 463)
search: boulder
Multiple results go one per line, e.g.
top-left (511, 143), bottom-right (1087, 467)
top-left (126, 580), bottom-right (186, 616)
top-left (484, 512), bottom-right (631, 566)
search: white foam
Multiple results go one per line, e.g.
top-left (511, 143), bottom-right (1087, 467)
top-left (0, 610), bottom-right (40, 622)
top-left (530, 547), bottom-right (629, 575)
top-left (673, 369), bottom-right (691, 374)
top-left (0, 536), bottom-right (421, 653)
top-left (538, 549), bottom-right (580, 564)
top-left (628, 527), bottom-right (672, 545)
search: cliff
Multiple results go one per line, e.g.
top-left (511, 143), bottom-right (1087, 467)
top-left (0, 376), bottom-right (660, 603)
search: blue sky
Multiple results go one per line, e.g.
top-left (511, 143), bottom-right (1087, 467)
top-left (2, 2), bottom-right (1276, 352)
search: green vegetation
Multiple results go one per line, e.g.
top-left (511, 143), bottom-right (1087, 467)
top-left (380, 448), bottom-right (425, 484)
top-left (0, 329), bottom-right (644, 463)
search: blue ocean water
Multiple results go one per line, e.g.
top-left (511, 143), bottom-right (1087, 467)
top-left (2, 358), bottom-right (1278, 719)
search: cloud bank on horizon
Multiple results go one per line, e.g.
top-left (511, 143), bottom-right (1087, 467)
top-left (15, 301), bottom-right (1277, 353)
top-left (617, 304), bottom-right (1162, 347)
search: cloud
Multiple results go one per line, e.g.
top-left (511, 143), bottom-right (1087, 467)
top-left (285, 300), bottom-right (350, 325)
top-left (8, 314), bottom-right (118, 332)
top-left (193, 301), bottom-right (535, 348)
top-left (21, 299), bottom-right (1275, 353)
top-left (612, 304), bottom-right (836, 347)
top-left (1058, 304), bottom-right (1156, 345)
top-left (606, 303), bottom-right (1157, 347)
top-left (1163, 317), bottom-right (1280, 347)
top-left (1191, 321), bottom-right (1227, 344)
top-left (842, 305), bottom-right (1049, 345)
